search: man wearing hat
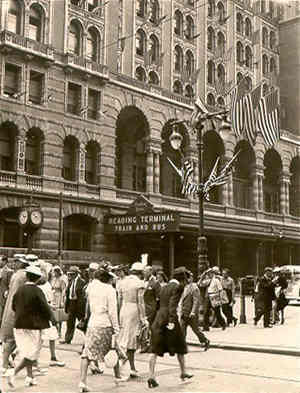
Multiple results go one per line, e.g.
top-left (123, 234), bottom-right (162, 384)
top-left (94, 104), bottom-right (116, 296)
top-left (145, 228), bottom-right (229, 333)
top-left (60, 266), bottom-right (86, 344)
top-left (254, 267), bottom-right (276, 328)
top-left (1, 255), bottom-right (31, 376)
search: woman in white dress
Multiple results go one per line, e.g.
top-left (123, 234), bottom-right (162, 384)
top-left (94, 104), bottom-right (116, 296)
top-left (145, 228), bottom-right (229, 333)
top-left (118, 262), bottom-right (147, 377)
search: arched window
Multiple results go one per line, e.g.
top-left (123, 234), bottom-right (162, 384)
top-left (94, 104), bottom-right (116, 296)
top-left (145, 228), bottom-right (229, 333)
top-left (62, 136), bottom-right (78, 182)
top-left (148, 34), bottom-right (159, 64)
top-left (217, 63), bottom-right (225, 83)
top-left (245, 46), bottom-right (252, 69)
top-left (236, 13), bottom-right (243, 34)
top-left (270, 57), bottom-right (276, 73)
top-left (29, 4), bottom-right (43, 42)
top-left (25, 128), bottom-right (43, 176)
top-left (236, 41), bottom-right (244, 64)
top-left (207, 27), bottom-right (215, 51)
top-left (245, 18), bottom-right (252, 38)
top-left (136, 29), bottom-right (146, 56)
top-left (237, 72), bottom-right (243, 84)
top-left (262, 54), bottom-right (269, 75)
top-left (69, 20), bottom-right (82, 55)
top-left (185, 16), bottom-right (194, 40)
top-left (174, 10), bottom-right (183, 36)
top-left (149, 0), bottom-right (159, 24)
top-left (85, 141), bottom-right (99, 185)
top-left (135, 66), bottom-right (146, 82)
top-left (0, 122), bottom-right (17, 172)
top-left (245, 76), bottom-right (252, 92)
top-left (136, 0), bottom-right (145, 17)
top-left (185, 85), bottom-right (194, 98)
top-left (262, 83), bottom-right (269, 96)
top-left (185, 50), bottom-right (194, 76)
top-left (173, 80), bottom-right (183, 95)
top-left (207, 93), bottom-right (215, 106)
top-left (174, 45), bottom-right (183, 72)
top-left (7, 0), bottom-right (22, 35)
top-left (270, 31), bottom-right (276, 49)
top-left (262, 27), bottom-right (268, 47)
top-left (217, 32), bottom-right (225, 56)
top-left (86, 27), bottom-right (99, 61)
top-left (217, 96), bottom-right (225, 107)
top-left (149, 71), bottom-right (159, 85)
top-left (208, 0), bottom-right (215, 17)
top-left (216, 1), bottom-right (225, 22)
top-left (207, 60), bottom-right (215, 84)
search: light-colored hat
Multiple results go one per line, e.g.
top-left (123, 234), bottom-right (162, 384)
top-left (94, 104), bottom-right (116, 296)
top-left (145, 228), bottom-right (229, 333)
top-left (25, 254), bottom-right (39, 262)
top-left (68, 265), bottom-right (80, 274)
top-left (89, 262), bottom-right (99, 270)
top-left (25, 265), bottom-right (42, 277)
top-left (212, 266), bottom-right (220, 274)
top-left (130, 262), bottom-right (145, 271)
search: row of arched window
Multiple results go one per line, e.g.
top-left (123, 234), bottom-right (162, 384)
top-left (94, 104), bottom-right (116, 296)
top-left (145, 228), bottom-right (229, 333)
top-left (6, 0), bottom-right (45, 42)
top-left (208, 0), bottom-right (226, 21)
top-left (207, 28), bottom-right (226, 54)
top-left (174, 10), bottom-right (195, 40)
top-left (0, 123), bottom-right (100, 185)
top-left (236, 13), bottom-right (253, 38)
top-left (68, 20), bottom-right (101, 62)
top-left (262, 27), bottom-right (277, 50)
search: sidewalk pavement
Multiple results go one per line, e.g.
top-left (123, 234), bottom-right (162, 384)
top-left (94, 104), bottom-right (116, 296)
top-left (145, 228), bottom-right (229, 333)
top-left (186, 296), bottom-right (300, 356)
top-left (57, 296), bottom-right (300, 358)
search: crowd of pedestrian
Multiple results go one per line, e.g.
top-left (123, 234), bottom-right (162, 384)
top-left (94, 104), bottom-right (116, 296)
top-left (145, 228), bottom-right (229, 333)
top-left (0, 253), bottom-right (289, 391)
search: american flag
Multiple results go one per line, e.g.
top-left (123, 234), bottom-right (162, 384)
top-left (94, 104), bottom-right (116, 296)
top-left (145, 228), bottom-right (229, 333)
top-left (243, 83), bottom-right (262, 146)
top-left (181, 160), bottom-right (194, 195)
top-left (190, 96), bottom-right (210, 128)
top-left (203, 157), bottom-right (220, 200)
top-left (229, 77), bottom-right (248, 138)
top-left (257, 88), bottom-right (280, 147)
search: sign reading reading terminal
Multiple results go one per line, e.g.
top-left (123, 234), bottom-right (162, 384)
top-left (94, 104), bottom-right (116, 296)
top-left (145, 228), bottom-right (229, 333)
top-left (104, 211), bottom-right (181, 234)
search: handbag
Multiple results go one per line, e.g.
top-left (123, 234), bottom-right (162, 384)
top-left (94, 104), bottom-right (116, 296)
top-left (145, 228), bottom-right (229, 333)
top-left (209, 292), bottom-right (222, 308)
top-left (137, 324), bottom-right (151, 353)
top-left (53, 307), bottom-right (69, 322)
top-left (76, 318), bottom-right (88, 333)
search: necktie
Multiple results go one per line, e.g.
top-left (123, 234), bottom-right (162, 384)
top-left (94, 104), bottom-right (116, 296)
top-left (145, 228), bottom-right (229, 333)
top-left (71, 280), bottom-right (76, 299)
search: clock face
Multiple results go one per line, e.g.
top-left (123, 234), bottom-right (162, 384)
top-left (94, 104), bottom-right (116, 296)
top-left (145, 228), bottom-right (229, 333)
top-left (30, 210), bottom-right (43, 226)
top-left (18, 210), bottom-right (29, 225)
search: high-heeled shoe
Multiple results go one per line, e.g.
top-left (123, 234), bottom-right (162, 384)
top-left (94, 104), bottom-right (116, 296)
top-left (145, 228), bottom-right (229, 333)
top-left (147, 378), bottom-right (159, 388)
top-left (25, 377), bottom-right (37, 387)
top-left (78, 382), bottom-right (90, 392)
top-left (180, 373), bottom-right (193, 382)
top-left (203, 339), bottom-right (210, 351)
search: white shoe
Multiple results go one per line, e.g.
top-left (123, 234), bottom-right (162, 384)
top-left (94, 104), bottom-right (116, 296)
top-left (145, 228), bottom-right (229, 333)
top-left (33, 367), bottom-right (48, 376)
top-left (25, 377), bottom-right (37, 387)
top-left (49, 359), bottom-right (65, 367)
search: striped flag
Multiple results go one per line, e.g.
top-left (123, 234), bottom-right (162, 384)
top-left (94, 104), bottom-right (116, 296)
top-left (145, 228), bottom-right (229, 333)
top-left (229, 77), bottom-right (248, 138)
top-left (257, 89), bottom-right (280, 147)
top-left (243, 83), bottom-right (262, 146)
top-left (203, 157), bottom-right (220, 200)
top-left (181, 159), bottom-right (194, 195)
top-left (190, 96), bottom-right (210, 128)
top-left (214, 78), bottom-right (225, 96)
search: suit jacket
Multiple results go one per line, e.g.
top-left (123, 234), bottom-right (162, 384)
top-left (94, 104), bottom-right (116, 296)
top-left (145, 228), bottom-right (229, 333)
top-left (153, 280), bottom-right (183, 328)
top-left (65, 276), bottom-right (86, 318)
top-left (180, 283), bottom-right (200, 319)
top-left (256, 275), bottom-right (276, 311)
top-left (144, 276), bottom-right (161, 324)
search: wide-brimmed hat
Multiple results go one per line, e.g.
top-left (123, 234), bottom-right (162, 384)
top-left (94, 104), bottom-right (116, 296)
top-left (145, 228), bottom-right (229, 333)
top-left (25, 254), bottom-right (39, 262)
top-left (68, 266), bottom-right (80, 274)
top-left (25, 265), bottom-right (43, 277)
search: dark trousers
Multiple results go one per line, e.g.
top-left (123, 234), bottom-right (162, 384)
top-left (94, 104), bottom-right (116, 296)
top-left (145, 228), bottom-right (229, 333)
top-left (65, 300), bottom-right (82, 343)
top-left (255, 308), bottom-right (271, 327)
top-left (222, 302), bottom-right (234, 325)
top-left (180, 315), bottom-right (208, 344)
top-left (204, 300), bottom-right (226, 329)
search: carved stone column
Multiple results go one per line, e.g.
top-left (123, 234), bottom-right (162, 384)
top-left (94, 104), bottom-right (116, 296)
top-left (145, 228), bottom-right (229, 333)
top-left (78, 143), bottom-right (86, 183)
top-left (280, 172), bottom-right (290, 215)
top-left (153, 151), bottom-right (160, 194)
top-left (251, 165), bottom-right (264, 211)
top-left (146, 148), bottom-right (154, 193)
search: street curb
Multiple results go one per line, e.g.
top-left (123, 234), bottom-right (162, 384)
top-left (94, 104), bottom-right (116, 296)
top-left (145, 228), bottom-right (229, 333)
top-left (187, 341), bottom-right (300, 357)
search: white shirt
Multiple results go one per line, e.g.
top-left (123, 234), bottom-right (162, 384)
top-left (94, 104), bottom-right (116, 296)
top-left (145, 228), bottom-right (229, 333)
top-left (207, 276), bottom-right (223, 294)
top-left (86, 279), bottom-right (119, 334)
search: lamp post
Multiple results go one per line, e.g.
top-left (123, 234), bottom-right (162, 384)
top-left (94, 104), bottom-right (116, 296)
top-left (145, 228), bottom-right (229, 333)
top-left (169, 113), bottom-right (230, 276)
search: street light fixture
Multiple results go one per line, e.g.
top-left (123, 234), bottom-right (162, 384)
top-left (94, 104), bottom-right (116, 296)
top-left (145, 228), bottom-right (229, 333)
top-left (169, 112), bottom-right (230, 276)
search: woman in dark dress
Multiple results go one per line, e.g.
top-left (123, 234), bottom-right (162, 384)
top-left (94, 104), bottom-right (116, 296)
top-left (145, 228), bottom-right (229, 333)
top-left (147, 266), bottom-right (193, 388)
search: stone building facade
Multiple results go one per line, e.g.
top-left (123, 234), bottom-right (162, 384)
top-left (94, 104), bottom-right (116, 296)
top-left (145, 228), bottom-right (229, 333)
top-left (0, 0), bottom-right (299, 277)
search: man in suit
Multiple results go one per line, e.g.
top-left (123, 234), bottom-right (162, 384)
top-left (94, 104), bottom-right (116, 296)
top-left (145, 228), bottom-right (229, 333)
top-left (179, 271), bottom-right (210, 350)
top-left (254, 267), bottom-right (276, 328)
top-left (60, 266), bottom-right (86, 344)
top-left (144, 266), bottom-right (161, 327)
